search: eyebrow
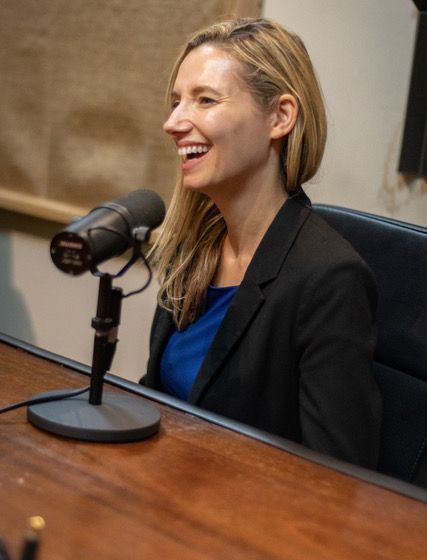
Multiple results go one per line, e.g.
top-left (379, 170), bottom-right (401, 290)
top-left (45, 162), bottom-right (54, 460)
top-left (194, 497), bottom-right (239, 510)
top-left (171, 85), bottom-right (223, 98)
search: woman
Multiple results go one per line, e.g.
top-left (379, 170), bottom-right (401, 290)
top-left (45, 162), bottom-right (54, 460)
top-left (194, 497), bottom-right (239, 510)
top-left (141, 18), bottom-right (382, 469)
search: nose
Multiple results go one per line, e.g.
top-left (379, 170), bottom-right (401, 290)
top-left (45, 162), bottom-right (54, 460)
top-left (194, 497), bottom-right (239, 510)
top-left (163, 105), bottom-right (192, 137)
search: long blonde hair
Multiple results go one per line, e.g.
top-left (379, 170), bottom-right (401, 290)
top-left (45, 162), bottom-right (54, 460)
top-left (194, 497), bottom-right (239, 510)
top-left (153, 18), bottom-right (327, 329)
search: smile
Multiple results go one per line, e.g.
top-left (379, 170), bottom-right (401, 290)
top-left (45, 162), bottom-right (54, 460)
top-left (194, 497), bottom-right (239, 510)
top-left (178, 145), bottom-right (210, 162)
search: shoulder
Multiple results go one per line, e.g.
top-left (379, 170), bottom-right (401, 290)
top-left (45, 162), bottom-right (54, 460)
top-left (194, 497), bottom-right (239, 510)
top-left (277, 205), bottom-right (378, 310)
top-left (296, 206), bottom-right (374, 275)
top-left (292, 209), bottom-right (378, 310)
top-left (247, 190), bottom-right (377, 298)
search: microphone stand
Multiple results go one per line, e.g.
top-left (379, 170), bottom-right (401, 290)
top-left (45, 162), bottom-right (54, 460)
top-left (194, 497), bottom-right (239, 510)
top-left (89, 273), bottom-right (122, 405)
top-left (27, 235), bottom-right (161, 442)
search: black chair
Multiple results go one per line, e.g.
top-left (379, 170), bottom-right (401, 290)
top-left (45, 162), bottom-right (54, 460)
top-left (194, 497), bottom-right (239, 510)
top-left (314, 203), bottom-right (427, 488)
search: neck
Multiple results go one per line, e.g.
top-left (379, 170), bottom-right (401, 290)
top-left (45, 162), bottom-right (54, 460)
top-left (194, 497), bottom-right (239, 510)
top-left (212, 180), bottom-right (287, 286)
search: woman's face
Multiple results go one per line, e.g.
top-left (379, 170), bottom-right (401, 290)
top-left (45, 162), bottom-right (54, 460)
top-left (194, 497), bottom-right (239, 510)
top-left (163, 44), bottom-right (278, 197)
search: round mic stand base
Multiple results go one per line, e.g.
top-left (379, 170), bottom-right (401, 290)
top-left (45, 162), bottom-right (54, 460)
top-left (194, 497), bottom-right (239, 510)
top-left (27, 390), bottom-right (161, 443)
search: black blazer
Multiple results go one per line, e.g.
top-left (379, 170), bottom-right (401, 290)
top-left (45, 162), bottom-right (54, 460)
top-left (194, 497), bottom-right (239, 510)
top-left (143, 190), bottom-right (382, 469)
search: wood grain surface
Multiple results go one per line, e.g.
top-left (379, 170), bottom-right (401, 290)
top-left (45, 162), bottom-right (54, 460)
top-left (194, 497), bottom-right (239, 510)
top-left (1, 341), bottom-right (426, 559)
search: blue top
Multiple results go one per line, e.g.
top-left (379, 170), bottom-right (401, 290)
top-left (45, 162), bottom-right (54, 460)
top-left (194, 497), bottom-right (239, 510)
top-left (160, 285), bottom-right (238, 400)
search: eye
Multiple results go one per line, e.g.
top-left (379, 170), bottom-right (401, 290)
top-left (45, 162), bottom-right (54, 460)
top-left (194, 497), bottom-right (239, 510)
top-left (170, 98), bottom-right (180, 110)
top-left (198, 96), bottom-right (216, 106)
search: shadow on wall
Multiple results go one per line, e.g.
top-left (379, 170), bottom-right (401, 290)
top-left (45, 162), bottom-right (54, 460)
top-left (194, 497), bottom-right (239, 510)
top-left (0, 231), bottom-right (36, 343)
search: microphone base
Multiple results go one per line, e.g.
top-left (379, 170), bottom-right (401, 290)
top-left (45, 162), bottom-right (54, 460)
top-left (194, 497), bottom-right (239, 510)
top-left (27, 390), bottom-right (161, 443)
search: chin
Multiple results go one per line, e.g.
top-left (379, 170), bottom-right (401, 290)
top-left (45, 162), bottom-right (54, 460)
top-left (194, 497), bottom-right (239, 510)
top-left (182, 175), bottom-right (226, 198)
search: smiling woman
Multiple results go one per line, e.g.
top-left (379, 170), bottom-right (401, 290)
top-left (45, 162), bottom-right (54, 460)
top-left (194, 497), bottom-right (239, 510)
top-left (141, 18), bottom-right (382, 471)
top-left (163, 43), bottom-right (287, 199)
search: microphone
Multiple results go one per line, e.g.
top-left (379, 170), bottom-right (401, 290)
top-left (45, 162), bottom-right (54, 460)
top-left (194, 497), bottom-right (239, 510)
top-left (27, 188), bottom-right (165, 443)
top-left (50, 188), bottom-right (165, 275)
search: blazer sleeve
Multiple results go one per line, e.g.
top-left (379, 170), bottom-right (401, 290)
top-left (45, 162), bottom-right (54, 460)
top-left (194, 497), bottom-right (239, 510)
top-left (139, 304), bottom-right (163, 386)
top-left (140, 304), bottom-right (175, 387)
top-left (296, 258), bottom-right (382, 469)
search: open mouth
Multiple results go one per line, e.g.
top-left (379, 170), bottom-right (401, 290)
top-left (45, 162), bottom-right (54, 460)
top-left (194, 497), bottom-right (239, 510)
top-left (178, 145), bottom-right (210, 162)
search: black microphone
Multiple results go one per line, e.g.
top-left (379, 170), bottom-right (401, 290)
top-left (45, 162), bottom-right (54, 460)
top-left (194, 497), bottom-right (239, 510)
top-left (50, 189), bottom-right (165, 275)
top-left (27, 189), bottom-right (165, 443)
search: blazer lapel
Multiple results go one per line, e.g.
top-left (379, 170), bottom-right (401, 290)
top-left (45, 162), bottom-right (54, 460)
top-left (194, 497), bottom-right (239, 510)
top-left (188, 189), bottom-right (312, 404)
top-left (188, 280), bottom-right (264, 403)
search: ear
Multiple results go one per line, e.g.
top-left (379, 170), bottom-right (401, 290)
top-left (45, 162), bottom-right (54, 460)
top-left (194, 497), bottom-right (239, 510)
top-left (270, 94), bottom-right (298, 140)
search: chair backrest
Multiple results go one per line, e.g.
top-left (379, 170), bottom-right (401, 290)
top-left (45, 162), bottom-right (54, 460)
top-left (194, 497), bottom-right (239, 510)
top-left (314, 204), bottom-right (427, 486)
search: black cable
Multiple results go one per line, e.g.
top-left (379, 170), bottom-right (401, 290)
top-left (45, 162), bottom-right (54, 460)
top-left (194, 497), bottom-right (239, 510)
top-left (122, 246), bottom-right (153, 298)
top-left (87, 225), bottom-right (153, 297)
top-left (0, 386), bottom-right (90, 415)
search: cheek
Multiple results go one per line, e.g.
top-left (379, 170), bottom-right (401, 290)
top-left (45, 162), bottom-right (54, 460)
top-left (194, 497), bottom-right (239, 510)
top-left (237, 122), bottom-right (271, 156)
top-left (202, 113), bottom-right (224, 140)
top-left (202, 108), bottom-right (271, 156)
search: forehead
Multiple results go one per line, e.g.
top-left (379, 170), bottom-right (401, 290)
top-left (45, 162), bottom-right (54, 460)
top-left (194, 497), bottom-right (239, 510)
top-left (173, 44), bottom-right (246, 94)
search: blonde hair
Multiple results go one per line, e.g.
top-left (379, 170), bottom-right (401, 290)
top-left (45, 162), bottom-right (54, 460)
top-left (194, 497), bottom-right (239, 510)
top-left (153, 18), bottom-right (327, 329)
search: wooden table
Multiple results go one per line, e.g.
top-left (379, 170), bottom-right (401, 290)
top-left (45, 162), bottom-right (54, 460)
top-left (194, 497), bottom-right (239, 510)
top-left (1, 337), bottom-right (427, 559)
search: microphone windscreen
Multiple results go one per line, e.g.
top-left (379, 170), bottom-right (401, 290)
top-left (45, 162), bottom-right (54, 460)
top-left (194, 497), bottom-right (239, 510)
top-left (50, 188), bottom-right (166, 275)
top-left (111, 189), bottom-right (166, 231)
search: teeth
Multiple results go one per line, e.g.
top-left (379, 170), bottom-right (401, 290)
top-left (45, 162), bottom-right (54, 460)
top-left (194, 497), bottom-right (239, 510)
top-left (178, 145), bottom-right (210, 157)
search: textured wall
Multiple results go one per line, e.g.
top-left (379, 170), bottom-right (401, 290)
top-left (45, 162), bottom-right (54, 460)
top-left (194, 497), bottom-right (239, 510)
top-left (0, 0), bottom-right (261, 221)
